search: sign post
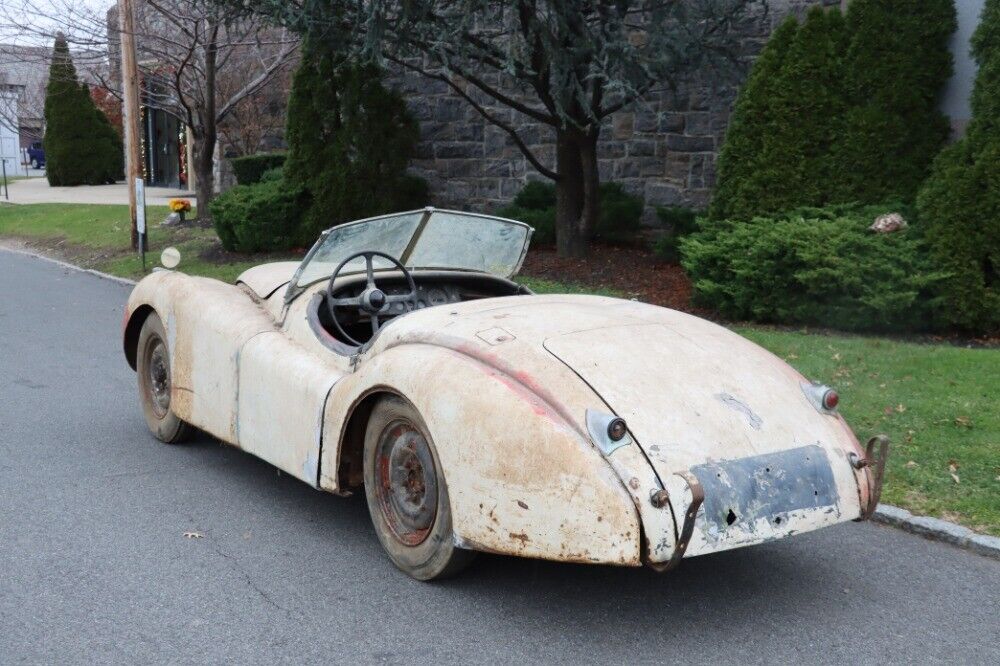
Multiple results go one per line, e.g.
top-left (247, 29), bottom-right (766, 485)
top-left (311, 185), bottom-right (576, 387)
top-left (135, 177), bottom-right (146, 272)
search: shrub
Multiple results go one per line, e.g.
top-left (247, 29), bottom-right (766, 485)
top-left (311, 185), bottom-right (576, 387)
top-left (681, 203), bottom-right (945, 332)
top-left (917, 0), bottom-right (1000, 334)
top-left (498, 181), bottom-right (643, 245)
top-left (711, 1), bottom-right (956, 219)
top-left (835, 0), bottom-right (956, 203)
top-left (709, 16), bottom-right (798, 221)
top-left (284, 37), bottom-right (426, 239)
top-left (210, 178), bottom-right (308, 253)
top-left (230, 153), bottom-right (287, 185)
top-left (44, 34), bottom-right (124, 186)
top-left (653, 206), bottom-right (700, 263)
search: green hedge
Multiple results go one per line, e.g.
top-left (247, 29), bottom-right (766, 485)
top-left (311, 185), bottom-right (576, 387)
top-left (916, 0), bottom-right (1000, 334)
top-left (210, 178), bottom-right (308, 252)
top-left (498, 181), bottom-right (643, 245)
top-left (711, 1), bottom-right (956, 220)
top-left (230, 153), bottom-right (287, 185)
top-left (653, 206), bottom-right (700, 263)
top-left (681, 203), bottom-right (945, 332)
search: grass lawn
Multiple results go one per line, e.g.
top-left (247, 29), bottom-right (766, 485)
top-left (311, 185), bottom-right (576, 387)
top-left (2, 202), bottom-right (997, 535)
top-left (0, 202), bottom-right (299, 282)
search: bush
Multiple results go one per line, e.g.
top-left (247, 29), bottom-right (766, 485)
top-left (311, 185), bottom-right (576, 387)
top-left (653, 206), bottom-right (700, 263)
top-left (284, 37), bottom-right (427, 239)
top-left (210, 178), bottom-right (308, 253)
top-left (711, 1), bottom-right (956, 219)
top-left (835, 0), bottom-right (956, 203)
top-left (498, 181), bottom-right (643, 245)
top-left (681, 203), bottom-right (945, 332)
top-left (917, 0), bottom-right (1000, 334)
top-left (230, 153), bottom-right (287, 185)
top-left (44, 34), bottom-right (124, 186)
top-left (709, 16), bottom-right (798, 220)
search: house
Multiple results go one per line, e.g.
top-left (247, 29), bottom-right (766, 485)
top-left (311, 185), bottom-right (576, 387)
top-left (0, 87), bottom-right (25, 178)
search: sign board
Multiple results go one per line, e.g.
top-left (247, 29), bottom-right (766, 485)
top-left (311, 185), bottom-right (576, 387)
top-left (135, 177), bottom-right (146, 235)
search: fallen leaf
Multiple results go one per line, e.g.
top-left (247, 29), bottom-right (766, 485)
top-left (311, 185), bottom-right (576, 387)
top-left (950, 473), bottom-right (961, 484)
top-left (895, 404), bottom-right (907, 413)
top-left (954, 416), bottom-right (973, 428)
top-left (948, 459), bottom-right (960, 471)
top-left (905, 461), bottom-right (919, 469)
top-left (831, 353), bottom-right (842, 361)
top-left (786, 353), bottom-right (799, 360)
top-left (883, 406), bottom-right (894, 415)
top-left (183, 531), bottom-right (204, 539)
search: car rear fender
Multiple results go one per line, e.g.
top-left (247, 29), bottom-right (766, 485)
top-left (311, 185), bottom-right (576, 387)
top-left (320, 343), bottom-right (648, 566)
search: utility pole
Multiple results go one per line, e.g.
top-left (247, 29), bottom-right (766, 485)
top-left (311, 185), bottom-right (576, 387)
top-left (118, 0), bottom-right (142, 251)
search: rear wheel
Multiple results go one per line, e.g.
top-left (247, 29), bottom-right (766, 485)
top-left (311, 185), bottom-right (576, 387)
top-left (363, 396), bottom-right (475, 580)
top-left (136, 313), bottom-right (191, 444)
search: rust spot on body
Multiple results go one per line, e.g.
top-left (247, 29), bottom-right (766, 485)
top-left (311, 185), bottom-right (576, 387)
top-left (509, 532), bottom-right (530, 544)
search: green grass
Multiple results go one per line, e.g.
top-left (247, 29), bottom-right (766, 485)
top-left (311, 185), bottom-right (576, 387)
top-left (0, 203), bottom-right (298, 282)
top-left (2, 203), bottom-right (997, 534)
top-left (737, 327), bottom-right (999, 535)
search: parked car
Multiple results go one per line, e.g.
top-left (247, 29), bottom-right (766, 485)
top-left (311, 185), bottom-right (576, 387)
top-left (26, 142), bottom-right (45, 169)
top-left (122, 208), bottom-right (889, 580)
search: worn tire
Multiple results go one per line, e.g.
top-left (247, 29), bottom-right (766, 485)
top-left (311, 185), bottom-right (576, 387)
top-left (136, 312), bottom-right (191, 444)
top-left (363, 396), bottom-right (475, 580)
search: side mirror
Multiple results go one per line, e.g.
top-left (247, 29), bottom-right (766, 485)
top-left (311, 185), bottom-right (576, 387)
top-left (160, 247), bottom-right (181, 269)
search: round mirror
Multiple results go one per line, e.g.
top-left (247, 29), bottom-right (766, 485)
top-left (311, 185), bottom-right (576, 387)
top-left (160, 247), bottom-right (181, 269)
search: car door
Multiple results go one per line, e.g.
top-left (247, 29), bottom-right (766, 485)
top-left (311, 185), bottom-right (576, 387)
top-left (236, 325), bottom-right (348, 486)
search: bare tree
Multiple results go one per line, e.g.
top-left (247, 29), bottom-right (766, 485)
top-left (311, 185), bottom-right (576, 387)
top-left (0, 0), bottom-right (298, 214)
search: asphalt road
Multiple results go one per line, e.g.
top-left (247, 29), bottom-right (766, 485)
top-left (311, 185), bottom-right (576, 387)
top-left (1, 248), bottom-right (998, 665)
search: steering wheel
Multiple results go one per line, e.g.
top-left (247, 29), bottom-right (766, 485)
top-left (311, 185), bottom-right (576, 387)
top-left (325, 251), bottom-right (419, 347)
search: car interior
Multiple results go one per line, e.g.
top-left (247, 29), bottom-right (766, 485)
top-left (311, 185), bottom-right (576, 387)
top-left (309, 271), bottom-right (529, 351)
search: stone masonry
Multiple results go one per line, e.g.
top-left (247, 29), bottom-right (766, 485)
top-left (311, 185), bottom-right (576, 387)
top-left (392, 0), bottom-right (840, 225)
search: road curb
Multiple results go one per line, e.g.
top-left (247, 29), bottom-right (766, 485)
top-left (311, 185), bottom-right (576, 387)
top-left (873, 504), bottom-right (1000, 560)
top-left (0, 245), bottom-right (138, 287)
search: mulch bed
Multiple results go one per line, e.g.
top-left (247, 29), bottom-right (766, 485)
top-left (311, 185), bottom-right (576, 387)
top-left (520, 243), bottom-right (700, 314)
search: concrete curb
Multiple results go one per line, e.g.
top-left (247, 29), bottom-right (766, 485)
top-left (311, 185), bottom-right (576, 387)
top-left (4, 244), bottom-right (998, 562)
top-left (0, 244), bottom-right (138, 287)
top-left (873, 504), bottom-right (1000, 560)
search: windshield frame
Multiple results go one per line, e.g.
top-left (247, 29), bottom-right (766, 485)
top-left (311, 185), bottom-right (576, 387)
top-left (284, 207), bottom-right (533, 302)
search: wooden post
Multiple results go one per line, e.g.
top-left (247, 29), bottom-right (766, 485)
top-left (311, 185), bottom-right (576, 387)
top-left (118, 0), bottom-right (142, 251)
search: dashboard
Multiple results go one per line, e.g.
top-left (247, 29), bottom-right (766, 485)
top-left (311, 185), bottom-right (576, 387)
top-left (312, 272), bottom-right (528, 349)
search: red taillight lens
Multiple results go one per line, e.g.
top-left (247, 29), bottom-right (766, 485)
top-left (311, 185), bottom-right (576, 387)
top-left (822, 389), bottom-right (839, 411)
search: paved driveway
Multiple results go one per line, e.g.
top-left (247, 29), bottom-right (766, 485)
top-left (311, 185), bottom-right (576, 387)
top-left (1, 248), bottom-right (998, 664)
top-left (3, 176), bottom-right (194, 206)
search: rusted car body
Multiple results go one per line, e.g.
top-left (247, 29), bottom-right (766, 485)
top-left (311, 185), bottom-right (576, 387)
top-left (123, 208), bottom-right (887, 579)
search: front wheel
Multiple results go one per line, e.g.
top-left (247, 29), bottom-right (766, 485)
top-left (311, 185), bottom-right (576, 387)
top-left (136, 312), bottom-right (191, 444)
top-left (363, 396), bottom-right (475, 580)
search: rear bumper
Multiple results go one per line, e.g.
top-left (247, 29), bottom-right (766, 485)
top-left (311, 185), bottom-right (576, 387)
top-left (647, 438), bottom-right (889, 569)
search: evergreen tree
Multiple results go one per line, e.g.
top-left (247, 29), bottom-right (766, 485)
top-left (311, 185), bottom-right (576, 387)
top-left (836, 0), bottom-right (956, 203)
top-left (711, 8), bottom-right (848, 219)
top-left (710, 16), bottom-right (799, 221)
top-left (43, 34), bottom-right (123, 186)
top-left (284, 37), bottom-right (425, 240)
top-left (917, 0), bottom-right (1000, 333)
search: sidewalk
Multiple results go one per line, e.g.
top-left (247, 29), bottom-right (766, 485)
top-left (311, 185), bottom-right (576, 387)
top-left (2, 176), bottom-right (196, 207)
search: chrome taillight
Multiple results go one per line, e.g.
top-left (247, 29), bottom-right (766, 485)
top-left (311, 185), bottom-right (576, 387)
top-left (802, 382), bottom-right (839, 414)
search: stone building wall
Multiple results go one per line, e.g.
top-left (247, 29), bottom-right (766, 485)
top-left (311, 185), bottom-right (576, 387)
top-left (393, 0), bottom-right (839, 224)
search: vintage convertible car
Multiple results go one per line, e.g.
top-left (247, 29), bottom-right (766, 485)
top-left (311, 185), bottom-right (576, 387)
top-left (123, 208), bottom-right (888, 580)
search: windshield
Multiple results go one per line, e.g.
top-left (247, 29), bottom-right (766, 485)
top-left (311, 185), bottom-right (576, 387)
top-left (288, 209), bottom-right (533, 295)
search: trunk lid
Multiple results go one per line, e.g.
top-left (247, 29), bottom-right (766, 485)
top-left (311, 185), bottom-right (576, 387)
top-left (544, 322), bottom-right (863, 555)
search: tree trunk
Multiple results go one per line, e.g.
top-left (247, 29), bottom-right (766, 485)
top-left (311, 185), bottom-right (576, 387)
top-left (195, 19), bottom-right (219, 222)
top-left (193, 129), bottom-right (215, 220)
top-left (555, 127), bottom-right (601, 258)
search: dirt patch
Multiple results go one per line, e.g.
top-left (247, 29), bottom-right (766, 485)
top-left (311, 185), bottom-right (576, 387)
top-left (521, 243), bottom-right (700, 313)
